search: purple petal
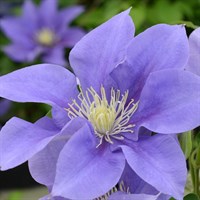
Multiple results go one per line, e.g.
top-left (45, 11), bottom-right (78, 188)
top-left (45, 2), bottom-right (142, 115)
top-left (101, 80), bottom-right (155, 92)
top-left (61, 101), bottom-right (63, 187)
top-left (29, 117), bottom-right (87, 187)
top-left (0, 64), bottom-right (78, 108)
top-left (121, 164), bottom-right (158, 194)
top-left (34, 116), bottom-right (59, 131)
top-left (52, 123), bottom-right (125, 199)
top-left (69, 9), bottom-right (135, 92)
top-left (0, 117), bottom-right (58, 170)
top-left (133, 69), bottom-right (200, 134)
top-left (121, 135), bottom-right (187, 199)
top-left (42, 47), bottom-right (66, 66)
top-left (61, 28), bottom-right (85, 48)
top-left (120, 164), bottom-right (171, 199)
top-left (51, 106), bottom-right (70, 129)
top-left (39, 195), bottom-right (67, 200)
top-left (3, 44), bottom-right (40, 62)
top-left (22, 0), bottom-right (38, 30)
top-left (58, 6), bottom-right (84, 25)
top-left (38, 0), bottom-right (57, 28)
top-left (186, 27), bottom-right (200, 76)
top-left (0, 17), bottom-right (34, 45)
top-left (111, 24), bottom-right (189, 100)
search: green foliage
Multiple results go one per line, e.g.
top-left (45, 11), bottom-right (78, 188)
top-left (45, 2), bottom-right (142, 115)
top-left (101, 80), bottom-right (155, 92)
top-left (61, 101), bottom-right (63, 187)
top-left (170, 193), bottom-right (200, 200)
top-left (8, 191), bottom-right (22, 200)
top-left (184, 193), bottom-right (200, 200)
top-left (179, 131), bottom-right (193, 159)
top-left (71, 0), bottom-right (200, 33)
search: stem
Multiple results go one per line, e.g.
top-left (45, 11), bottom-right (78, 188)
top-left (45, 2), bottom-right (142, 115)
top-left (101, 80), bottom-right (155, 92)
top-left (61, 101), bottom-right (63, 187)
top-left (196, 147), bottom-right (200, 196)
top-left (189, 155), bottom-right (196, 193)
top-left (189, 148), bottom-right (200, 197)
top-left (194, 168), bottom-right (200, 196)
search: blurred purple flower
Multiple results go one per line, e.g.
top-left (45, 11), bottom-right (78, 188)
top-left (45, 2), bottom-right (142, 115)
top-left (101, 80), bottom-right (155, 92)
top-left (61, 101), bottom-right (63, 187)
top-left (0, 0), bottom-right (85, 65)
top-left (185, 27), bottom-right (200, 75)
top-left (0, 10), bottom-right (200, 200)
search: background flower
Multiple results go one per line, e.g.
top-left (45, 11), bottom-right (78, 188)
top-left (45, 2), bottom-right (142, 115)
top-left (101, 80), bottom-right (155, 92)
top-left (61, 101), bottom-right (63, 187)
top-left (0, 0), bottom-right (85, 66)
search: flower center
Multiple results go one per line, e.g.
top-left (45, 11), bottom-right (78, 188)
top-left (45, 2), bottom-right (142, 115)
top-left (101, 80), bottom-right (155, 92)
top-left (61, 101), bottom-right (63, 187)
top-left (66, 86), bottom-right (138, 146)
top-left (36, 28), bottom-right (55, 46)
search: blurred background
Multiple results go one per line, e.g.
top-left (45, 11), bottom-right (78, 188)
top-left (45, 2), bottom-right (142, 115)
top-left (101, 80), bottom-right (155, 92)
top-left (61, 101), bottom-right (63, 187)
top-left (0, 0), bottom-right (200, 199)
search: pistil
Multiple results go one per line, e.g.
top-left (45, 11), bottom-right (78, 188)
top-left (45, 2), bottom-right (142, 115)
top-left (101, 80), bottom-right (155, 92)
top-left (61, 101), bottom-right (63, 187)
top-left (36, 28), bottom-right (55, 46)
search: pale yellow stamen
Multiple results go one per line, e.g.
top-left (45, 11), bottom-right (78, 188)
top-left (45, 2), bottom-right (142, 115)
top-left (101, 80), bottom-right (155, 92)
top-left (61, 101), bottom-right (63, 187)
top-left (95, 181), bottom-right (130, 200)
top-left (66, 86), bottom-right (138, 146)
top-left (36, 28), bottom-right (55, 46)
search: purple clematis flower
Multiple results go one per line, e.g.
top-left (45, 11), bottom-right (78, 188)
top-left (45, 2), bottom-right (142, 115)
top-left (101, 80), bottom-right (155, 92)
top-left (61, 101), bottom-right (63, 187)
top-left (185, 27), bottom-right (200, 75)
top-left (0, 0), bottom-right (85, 65)
top-left (0, 10), bottom-right (200, 200)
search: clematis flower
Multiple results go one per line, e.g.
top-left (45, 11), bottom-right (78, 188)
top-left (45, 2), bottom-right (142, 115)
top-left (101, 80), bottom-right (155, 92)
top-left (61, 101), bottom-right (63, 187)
top-left (185, 27), bottom-right (200, 75)
top-left (0, 0), bottom-right (85, 65)
top-left (0, 10), bottom-right (200, 200)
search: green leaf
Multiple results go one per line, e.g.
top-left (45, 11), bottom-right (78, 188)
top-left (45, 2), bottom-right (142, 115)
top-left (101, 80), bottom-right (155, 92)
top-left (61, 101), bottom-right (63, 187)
top-left (174, 21), bottom-right (199, 29)
top-left (8, 191), bottom-right (22, 200)
top-left (179, 131), bottom-right (193, 159)
top-left (185, 173), bottom-right (193, 195)
top-left (147, 0), bottom-right (184, 24)
top-left (45, 109), bottom-right (52, 118)
top-left (130, 4), bottom-right (146, 30)
top-left (184, 193), bottom-right (200, 200)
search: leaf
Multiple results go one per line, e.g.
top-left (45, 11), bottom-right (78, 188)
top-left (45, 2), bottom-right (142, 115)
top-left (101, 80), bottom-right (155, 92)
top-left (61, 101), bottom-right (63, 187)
top-left (179, 131), bottom-right (193, 159)
top-left (45, 109), bottom-right (52, 118)
top-left (184, 193), bottom-right (200, 200)
top-left (147, 0), bottom-right (184, 24)
top-left (174, 21), bottom-right (199, 29)
top-left (130, 4), bottom-right (146, 30)
top-left (8, 191), bottom-right (22, 200)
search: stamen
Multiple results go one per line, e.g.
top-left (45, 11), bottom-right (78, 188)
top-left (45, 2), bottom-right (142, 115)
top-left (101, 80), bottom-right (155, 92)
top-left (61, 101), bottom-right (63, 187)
top-left (66, 86), bottom-right (138, 146)
top-left (95, 181), bottom-right (130, 200)
top-left (36, 28), bottom-right (55, 46)
top-left (95, 186), bottom-right (118, 200)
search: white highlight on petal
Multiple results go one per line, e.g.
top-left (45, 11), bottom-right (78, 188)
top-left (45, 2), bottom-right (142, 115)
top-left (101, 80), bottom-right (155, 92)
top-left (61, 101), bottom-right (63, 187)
top-left (66, 86), bottom-right (138, 146)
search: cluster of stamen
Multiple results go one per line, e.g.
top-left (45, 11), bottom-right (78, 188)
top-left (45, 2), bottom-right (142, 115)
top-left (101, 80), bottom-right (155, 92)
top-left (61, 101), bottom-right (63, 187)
top-left (36, 28), bottom-right (55, 46)
top-left (66, 86), bottom-right (138, 146)
top-left (95, 181), bottom-right (130, 200)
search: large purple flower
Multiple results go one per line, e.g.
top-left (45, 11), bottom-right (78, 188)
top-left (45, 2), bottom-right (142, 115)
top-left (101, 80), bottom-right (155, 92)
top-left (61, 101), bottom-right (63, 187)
top-left (0, 10), bottom-right (200, 200)
top-left (0, 0), bottom-right (85, 65)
